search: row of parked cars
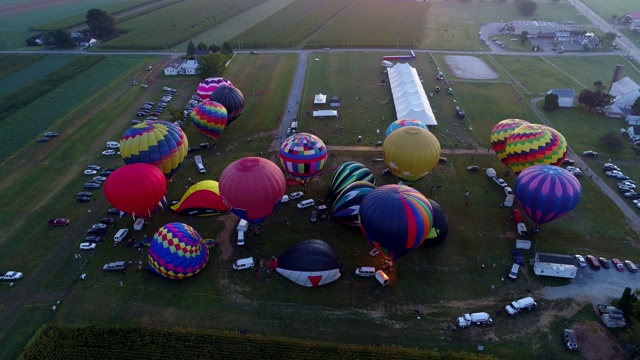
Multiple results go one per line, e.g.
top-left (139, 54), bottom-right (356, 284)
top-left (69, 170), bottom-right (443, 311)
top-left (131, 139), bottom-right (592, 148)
top-left (136, 88), bottom-right (177, 118)
top-left (574, 254), bottom-right (637, 272)
top-left (37, 131), bottom-right (60, 143)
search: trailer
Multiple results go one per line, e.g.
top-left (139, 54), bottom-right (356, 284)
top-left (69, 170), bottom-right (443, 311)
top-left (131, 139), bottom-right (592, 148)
top-left (533, 252), bottom-right (577, 279)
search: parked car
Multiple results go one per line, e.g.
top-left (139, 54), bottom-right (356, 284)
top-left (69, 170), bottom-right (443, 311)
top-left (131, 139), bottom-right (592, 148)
top-left (624, 192), bottom-right (639, 198)
top-left (85, 236), bottom-right (103, 243)
top-left (574, 254), bottom-right (587, 268)
top-left (612, 258), bottom-right (625, 271)
top-left (504, 187), bottom-right (513, 195)
top-left (91, 223), bottom-right (107, 230)
top-left (619, 188), bottom-right (633, 194)
top-left (627, 194), bottom-right (640, 200)
top-left (37, 137), bottom-right (50, 142)
top-left (77, 196), bottom-right (91, 203)
top-left (466, 165), bottom-right (480, 172)
top-left (289, 191), bottom-right (304, 200)
top-left (564, 329), bottom-right (578, 350)
top-left (625, 260), bottom-right (638, 273)
top-left (84, 170), bottom-right (97, 175)
top-left (106, 141), bottom-right (120, 148)
top-left (99, 170), bottom-right (113, 176)
top-left (93, 176), bottom-right (107, 182)
top-left (614, 174), bottom-right (631, 181)
top-left (562, 158), bottom-right (575, 165)
top-left (79, 243), bottom-right (97, 250)
top-left (77, 191), bottom-right (93, 197)
top-left (102, 150), bottom-right (116, 156)
top-left (603, 163), bottom-right (620, 171)
top-left (310, 210), bottom-right (318, 223)
top-left (86, 165), bottom-right (101, 170)
top-left (44, 131), bottom-right (59, 137)
top-left (493, 178), bottom-right (508, 188)
top-left (598, 257), bottom-right (611, 269)
top-left (438, 157), bottom-right (447, 163)
top-left (0, 271), bottom-right (23, 281)
top-left (585, 255), bottom-right (600, 270)
top-left (100, 217), bottom-right (116, 224)
top-left (188, 147), bottom-right (200, 153)
top-left (48, 218), bottom-right (70, 226)
top-left (582, 150), bottom-right (598, 157)
top-left (511, 249), bottom-right (524, 265)
top-left (103, 261), bottom-right (127, 271)
top-left (84, 183), bottom-right (101, 190)
top-left (107, 208), bottom-right (120, 214)
top-left (87, 227), bottom-right (107, 236)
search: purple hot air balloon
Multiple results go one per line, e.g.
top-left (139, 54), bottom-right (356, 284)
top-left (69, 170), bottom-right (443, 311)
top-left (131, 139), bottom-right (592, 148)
top-left (513, 164), bottom-right (581, 226)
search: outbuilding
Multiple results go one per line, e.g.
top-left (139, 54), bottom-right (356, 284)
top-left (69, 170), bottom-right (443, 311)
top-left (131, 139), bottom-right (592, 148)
top-left (546, 88), bottom-right (575, 107)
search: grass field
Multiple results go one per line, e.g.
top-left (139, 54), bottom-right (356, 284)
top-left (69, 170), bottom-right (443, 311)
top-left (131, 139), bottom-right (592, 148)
top-left (581, 0), bottom-right (638, 22)
top-left (0, 55), bottom-right (77, 98)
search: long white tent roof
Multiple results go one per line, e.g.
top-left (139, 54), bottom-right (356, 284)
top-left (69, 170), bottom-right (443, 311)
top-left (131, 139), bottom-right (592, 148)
top-left (387, 63), bottom-right (437, 126)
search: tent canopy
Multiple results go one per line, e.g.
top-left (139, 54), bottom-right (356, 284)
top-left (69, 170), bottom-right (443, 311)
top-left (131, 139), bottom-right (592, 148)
top-left (314, 93), bottom-right (327, 104)
top-left (313, 110), bottom-right (338, 117)
top-left (387, 63), bottom-right (437, 126)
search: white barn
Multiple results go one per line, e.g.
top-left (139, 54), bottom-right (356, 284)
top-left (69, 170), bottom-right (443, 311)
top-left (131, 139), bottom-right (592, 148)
top-left (546, 88), bottom-right (575, 107)
top-left (164, 59), bottom-right (198, 76)
top-left (609, 77), bottom-right (640, 113)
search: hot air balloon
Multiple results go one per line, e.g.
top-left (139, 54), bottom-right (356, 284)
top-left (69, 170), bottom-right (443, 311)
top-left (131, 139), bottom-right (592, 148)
top-left (104, 163), bottom-right (167, 218)
top-left (219, 157), bottom-right (286, 224)
top-left (331, 181), bottom-right (377, 226)
top-left (422, 199), bottom-right (449, 247)
top-left (148, 222), bottom-right (209, 279)
top-left (359, 185), bottom-right (433, 261)
top-left (514, 164), bottom-right (581, 226)
top-left (210, 85), bottom-right (245, 125)
top-left (120, 121), bottom-right (188, 180)
top-left (275, 240), bottom-right (343, 287)
top-left (190, 100), bottom-right (227, 140)
top-left (326, 162), bottom-right (376, 203)
top-left (504, 124), bottom-right (567, 174)
top-left (382, 127), bottom-right (441, 185)
top-left (385, 119), bottom-right (428, 137)
top-left (490, 119), bottom-right (530, 167)
top-left (170, 180), bottom-right (230, 216)
top-left (196, 77), bottom-right (233, 101)
top-left (279, 133), bottom-right (327, 182)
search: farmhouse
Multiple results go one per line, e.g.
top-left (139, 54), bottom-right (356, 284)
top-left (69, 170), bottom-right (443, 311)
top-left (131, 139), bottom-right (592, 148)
top-left (164, 59), bottom-right (198, 76)
top-left (622, 12), bottom-right (640, 30)
top-left (533, 252), bottom-right (577, 279)
top-left (70, 32), bottom-right (97, 47)
top-left (387, 63), bottom-right (437, 126)
top-left (546, 88), bottom-right (575, 107)
top-left (608, 76), bottom-right (640, 114)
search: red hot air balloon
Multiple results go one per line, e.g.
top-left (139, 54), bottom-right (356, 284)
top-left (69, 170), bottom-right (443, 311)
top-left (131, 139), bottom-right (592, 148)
top-left (219, 157), bottom-right (286, 224)
top-left (104, 163), bottom-right (167, 218)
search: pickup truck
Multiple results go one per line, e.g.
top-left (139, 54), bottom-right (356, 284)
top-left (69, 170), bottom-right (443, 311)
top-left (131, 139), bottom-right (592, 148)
top-left (103, 261), bottom-right (127, 271)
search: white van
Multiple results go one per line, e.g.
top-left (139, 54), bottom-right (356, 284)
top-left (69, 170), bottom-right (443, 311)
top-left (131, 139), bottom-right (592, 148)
top-left (133, 218), bottom-right (145, 230)
top-left (237, 230), bottom-right (245, 246)
top-left (297, 199), bottom-right (315, 209)
top-left (375, 270), bottom-right (389, 286)
top-left (237, 219), bottom-right (249, 232)
top-left (232, 257), bottom-right (255, 271)
top-left (114, 229), bottom-right (128, 243)
top-left (355, 267), bottom-right (376, 277)
top-left (503, 194), bottom-right (515, 207)
top-left (486, 168), bottom-right (497, 178)
top-left (508, 263), bottom-right (520, 280)
top-left (505, 296), bottom-right (537, 315)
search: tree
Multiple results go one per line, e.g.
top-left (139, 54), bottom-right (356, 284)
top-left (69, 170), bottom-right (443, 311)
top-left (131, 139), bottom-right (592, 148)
top-left (196, 42), bottom-right (208, 50)
top-left (632, 96), bottom-right (640, 114)
top-left (593, 80), bottom-right (605, 92)
top-left (44, 29), bottom-right (77, 49)
top-left (543, 93), bottom-right (559, 111)
top-left (618, 287), bottom-right (636, 321)
top-left (520, 31), bottom-right (529, 45)
top-left (603, 32), bottom-right (617, 43)
top-left (196, 53), bottom-right (230, 79)
top-left (208, 44), bottom-right (221, 53)
top-left (577, 88), bottom-right (613, 110)
top-left (86, 9), bottom-right (117, 40)
top-left (517, 0), bottom-right (538, 16)
top-left (221, 41), bottom-right (233, 55)
top-left (187, 41), bottom-right (195, 57)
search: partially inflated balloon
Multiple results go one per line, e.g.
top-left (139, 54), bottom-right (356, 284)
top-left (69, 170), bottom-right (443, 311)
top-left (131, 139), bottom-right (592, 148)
top-left (490, 119), bottom-right (530, 167)
top-left (382, 127), bottom-right (441, 185)
top-left (331, 181), bottom-right (377, 226)
top-left (505, 124), bottom-right (567, 174)
top-left (210, 85), bottom-right (244, 125)
top-left (104, 163), bottom-right (167, 218)
top-left (359, 185), bottom-right (433, 261)
top-left (170, 180), bottom-right (230, 216)
top-left (148, 222), bottom-right (209, 279)
top-left (279, 133), bottom-right (327, 182)
top-left (197, 77), bottom-right (233, 101)
top-left (385, 119), bottom-right (428, 137)
top-left (190, 100), bottom-right (227, 140)
top-left (423, 199), bottom-right (449, 247)
top-left (514, 165), bottom-right (581, 226)
top-left (326, 162), bottom-right (376, 203)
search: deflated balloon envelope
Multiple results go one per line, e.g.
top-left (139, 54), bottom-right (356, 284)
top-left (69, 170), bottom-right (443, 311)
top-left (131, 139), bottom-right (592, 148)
top-left (276, 240), bottom-right (343, 287)
top-left (326, 161), bottom-right (376, 203)
top-left (170, 180), bottom-right (230, 216)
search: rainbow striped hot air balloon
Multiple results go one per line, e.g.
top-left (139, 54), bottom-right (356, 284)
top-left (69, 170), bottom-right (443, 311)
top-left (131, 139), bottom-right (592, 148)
top-left (490, 119), bottom-right (530, 167)
top-left (120, 121), bottom-right (188, 180)
top-left (196, 77), bottom-right (233, 101)
top-left (385, 119), bottom-right (428, 137)
top-left (190, 100), bottom-right (227, 140)
top-left (514, 165), bottom-right (581, 226)
top-left (279, 133), bottom-right (327, 182)
top-left (359, 185), bottom-right (433, 261)
top-left (148, 222), bottom-right (209, 279)
top-left (504, 124), bottom-right (567, 174)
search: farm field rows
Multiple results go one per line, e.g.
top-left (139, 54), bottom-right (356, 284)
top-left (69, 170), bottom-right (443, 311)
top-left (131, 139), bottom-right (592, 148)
top-left (0, 55), bottom-right (77, 98)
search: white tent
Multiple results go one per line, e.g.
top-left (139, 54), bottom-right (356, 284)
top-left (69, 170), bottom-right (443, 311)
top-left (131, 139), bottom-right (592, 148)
top-left (314, 93), bottom-right (327, 104)
top-left (387, 63), bottom-right (437, 126)
top-left (313, 110), bottom-right (338, 117)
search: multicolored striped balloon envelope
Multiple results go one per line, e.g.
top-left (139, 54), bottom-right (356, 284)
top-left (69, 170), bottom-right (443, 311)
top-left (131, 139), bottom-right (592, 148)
top-left (359, 185), bottom-right (433, 261)
top-left (190, 100), bottom-right (227, 140)
top-left (385, 118), bottom-right (428, 137)
top-left (119, 121), bottom-right (188, 180)
top-left (490, 119), bottom-right (530, 167)
top-left (279, 133), bottom-right (327, 182)
top-left (210, 85), bottom-right (245, 125)
top-left (504, 124), bottom-right (567, 174)
top-left (148, 222), bottom-right (209, 279)
top-left (196, 77), bottom-right (233, 101)
top-left (326, 162), bottom-right (376, 203)
top-left (514, 165), bottom-right (581, 225)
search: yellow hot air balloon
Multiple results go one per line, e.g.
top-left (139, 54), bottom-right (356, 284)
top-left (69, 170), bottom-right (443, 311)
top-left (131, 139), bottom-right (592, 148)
top-left (382, 127), bottom-right (441, 185)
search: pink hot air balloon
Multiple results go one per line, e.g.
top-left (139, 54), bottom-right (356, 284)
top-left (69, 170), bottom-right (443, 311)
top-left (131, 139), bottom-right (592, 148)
top-left (196, 77), bottom-right (233, 101)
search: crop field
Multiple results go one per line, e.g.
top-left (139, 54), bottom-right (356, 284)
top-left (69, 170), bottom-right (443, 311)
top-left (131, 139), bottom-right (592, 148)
top-left (581, 0), bottom-right (638, 22)
top-left (0, 55), bottom-right (77, 98)
top-left (100, 0), bottom-right (264, 50)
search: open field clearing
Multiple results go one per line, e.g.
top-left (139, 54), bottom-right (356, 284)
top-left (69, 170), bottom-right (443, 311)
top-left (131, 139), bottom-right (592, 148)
top-left (544, 56), bottom-right (640, 88)
top-left (581, 0), bottom-right (638, 22)
top-left (0, 55), bottom-right (76, 98)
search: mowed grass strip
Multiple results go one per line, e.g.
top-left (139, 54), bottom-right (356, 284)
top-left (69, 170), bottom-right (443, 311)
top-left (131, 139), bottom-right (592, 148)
top-left (0, 55), bottom-right (76, 98)
top-left (100, 0), bottom-right (264, 50)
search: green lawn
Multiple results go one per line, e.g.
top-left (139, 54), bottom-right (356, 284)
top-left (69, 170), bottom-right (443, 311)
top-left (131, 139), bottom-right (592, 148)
top-left (582, 0), bottom-right (638, 22)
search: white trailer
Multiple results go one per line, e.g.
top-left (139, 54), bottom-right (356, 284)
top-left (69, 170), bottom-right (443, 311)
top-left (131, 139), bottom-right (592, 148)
top-left (194, 155), bottom-right (205, 174)
top-left (533, 252), bottom-right (577, 279)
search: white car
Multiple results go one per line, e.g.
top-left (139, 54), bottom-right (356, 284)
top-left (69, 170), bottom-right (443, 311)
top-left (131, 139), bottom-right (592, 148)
top-left (93, 176), bottom-right (107, 182)
top-left (79, 242), bottom-right (97, 250)
top-left (0, 271), bottom-right (23, 281)
top-left (106, 141), bottom-right (120, 148)
top-left (281, 195), bottom-right (290, 203)
top-left (493, 178), bottom-right (507, 188)
top-left (504, 187), bottom-right (513, 195)
top-left (289, 191), bottom-right (304, 200)
top-left (84, 170), bottom-right (97, 175)
top-left (91, 223), bottom-right (107, 230)
top-left (606, 170), bottom-right (623, 177)
top-left (102, 150), bottom-right (116, 156)
top-left (575, 255), bottom-right (587, 268)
